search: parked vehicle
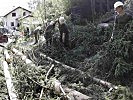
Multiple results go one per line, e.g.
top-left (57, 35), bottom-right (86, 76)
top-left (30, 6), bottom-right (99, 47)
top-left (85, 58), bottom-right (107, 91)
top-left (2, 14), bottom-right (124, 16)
top-left (0, 27), bottom-right (9, 43)
top-left (0, 27), bottom-right (9, 34)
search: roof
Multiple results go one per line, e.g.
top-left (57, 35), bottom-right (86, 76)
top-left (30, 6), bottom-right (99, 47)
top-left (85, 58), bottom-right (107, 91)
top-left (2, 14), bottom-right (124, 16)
top-left (4, 6), bottom-right (31, 17)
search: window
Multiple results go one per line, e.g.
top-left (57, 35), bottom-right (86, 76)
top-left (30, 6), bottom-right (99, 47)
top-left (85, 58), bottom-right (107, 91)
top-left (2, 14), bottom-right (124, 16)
top-left (11, 22), bottom-right (14, 26)
top-left (17, 23), bottom-right (20, 27)
top-left (23, 12), bottom-right (26, 16)
top-left (12, 13), bottom-right (16, 17)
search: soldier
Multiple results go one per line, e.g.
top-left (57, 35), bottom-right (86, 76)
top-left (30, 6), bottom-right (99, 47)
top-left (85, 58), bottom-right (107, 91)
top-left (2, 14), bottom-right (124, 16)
top-left (101, 1), bottom-right (132, 30)
top-left (44, 21), bottom-right (56, 46)
top-left (33, 24), bottom-right (42, 44)
top-left (99, 1), bottom-right (133, 41)
top-left (58, 17), bottom-right (70, 48)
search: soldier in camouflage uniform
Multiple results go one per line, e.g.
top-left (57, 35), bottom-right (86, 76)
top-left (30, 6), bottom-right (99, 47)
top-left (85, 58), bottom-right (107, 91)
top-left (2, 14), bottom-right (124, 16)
top-left (44, 21), bottom-right (56, 46)
top-left (99, 1), bottom-right (133, 41)
top-left (102, 1), bottom-right (133, 30)
top-left (58, 17), bottom-right (70, 48)
top-left (33, 24), bottom-right (42, 44)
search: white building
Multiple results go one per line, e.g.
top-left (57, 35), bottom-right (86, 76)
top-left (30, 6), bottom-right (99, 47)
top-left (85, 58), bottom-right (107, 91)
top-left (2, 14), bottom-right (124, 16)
top-left (3, 6), bottom-right (31, 30)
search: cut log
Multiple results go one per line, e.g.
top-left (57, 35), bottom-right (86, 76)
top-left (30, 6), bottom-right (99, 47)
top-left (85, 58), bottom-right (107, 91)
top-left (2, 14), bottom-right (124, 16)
top-left (23, 71), bottom-right (92, 100)
top-left (11, 48), bottom-right (92, 99)
top-left (0, 44), bottom-right (7, 49)
top-left (50, 79), bottom-right (91, 100)
top-left (2, 61), bottom-right (18, 100)
top-left (4, 49), bottom-right (11, 63)
top-left (12, 48), bottom-right (32, 64)
top-left (39, 53), bottom-right (118, 90)
top-left (12, 48), bottom-right (117, 91)
top-left (0, 44), bottom-right (14, 53)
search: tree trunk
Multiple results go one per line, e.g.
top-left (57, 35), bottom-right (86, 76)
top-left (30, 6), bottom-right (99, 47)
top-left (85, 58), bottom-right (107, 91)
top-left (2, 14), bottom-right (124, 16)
top-left (39, 53), bottom-right (118, 90)
top-left (106, 0), bottom-right (110, 11)
top-left (2, 60), bottom-right (18, 100)
top-left (4, 49), bottom-right (11, 63)
top-left (11, 48), bottom-right (92, 100)
top-left (48, 79), bottom-right (92, 100)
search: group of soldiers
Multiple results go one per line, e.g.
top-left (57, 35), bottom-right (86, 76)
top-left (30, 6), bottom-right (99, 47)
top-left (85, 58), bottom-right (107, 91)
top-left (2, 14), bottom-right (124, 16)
top-left (32, 1), bottom-right (133, 49)
top-left (33, 16), bottom-right (69, 49)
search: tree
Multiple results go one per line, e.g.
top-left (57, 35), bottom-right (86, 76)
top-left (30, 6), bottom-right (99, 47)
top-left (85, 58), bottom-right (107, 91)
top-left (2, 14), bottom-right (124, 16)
top-left (28, 0), bottom-right (70, 25)
top-left (125, 0), bottom-right (133, 15)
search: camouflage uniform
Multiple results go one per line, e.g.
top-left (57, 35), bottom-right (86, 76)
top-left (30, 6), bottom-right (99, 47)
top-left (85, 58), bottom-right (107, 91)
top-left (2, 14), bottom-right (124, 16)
top-left (102, 13), bottom-right (133, 30)
top-left (33, 26), bottom-right (41, 44)
top-left (44, 23), bottom-right (56, 46)
top-left (59, 23), bottom-right (69, 48)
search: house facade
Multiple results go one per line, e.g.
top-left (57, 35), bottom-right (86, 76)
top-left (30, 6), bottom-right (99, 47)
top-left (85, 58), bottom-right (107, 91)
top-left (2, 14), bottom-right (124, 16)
top-left (3, 6), bottom-right (31, 30)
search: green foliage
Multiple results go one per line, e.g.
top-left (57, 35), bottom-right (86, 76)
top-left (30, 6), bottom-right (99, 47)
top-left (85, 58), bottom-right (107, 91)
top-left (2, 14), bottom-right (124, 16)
top-left (104, 32), bottom-right (133, 78)
top-left (105, 85), bottom-right (133, 100)
top-left (113, 58), bottom-right (133, 77)
top-left (12, 56), bottom-right (47, 99)
top-left (32, 0), bottom-right (70, 23)
top-left (106, 39), bottom-right (132, 59)
top-left (0, 60), bottom-right (8, 99)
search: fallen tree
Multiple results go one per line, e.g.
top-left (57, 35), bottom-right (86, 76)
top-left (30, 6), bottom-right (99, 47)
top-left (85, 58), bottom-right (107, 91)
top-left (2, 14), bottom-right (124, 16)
top-left (2, 49), bottom-right (18, 100)
top-left (10, 48), bottom-right (92, 99)
top-left (39, 53), bottom-right (118, 90)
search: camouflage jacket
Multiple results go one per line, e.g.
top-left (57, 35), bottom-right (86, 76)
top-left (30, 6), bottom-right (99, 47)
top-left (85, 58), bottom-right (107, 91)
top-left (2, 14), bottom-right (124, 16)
top-left (102, 13), bottom-right (133, 29)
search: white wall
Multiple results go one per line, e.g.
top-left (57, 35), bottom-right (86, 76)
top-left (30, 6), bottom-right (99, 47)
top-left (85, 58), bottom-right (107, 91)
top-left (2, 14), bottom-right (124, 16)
top-left (3, 8), bottom-right (31, 30)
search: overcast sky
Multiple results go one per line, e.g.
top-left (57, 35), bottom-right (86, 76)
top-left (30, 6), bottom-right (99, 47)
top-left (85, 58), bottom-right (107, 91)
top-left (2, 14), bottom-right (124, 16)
top-left (0, 0), bottom-right (32, 16)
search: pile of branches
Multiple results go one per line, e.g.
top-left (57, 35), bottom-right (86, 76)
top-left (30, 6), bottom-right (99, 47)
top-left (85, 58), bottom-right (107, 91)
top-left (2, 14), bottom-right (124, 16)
top-left (31, 20), bottom-right (133, 87)
top-left (11, 49), bottom-right (106, 99)
top-left (7, 21), bottom-right (133, 99)
top-left (8, 46), bottom-right (133, 100)
top-left (12, 55), bottom-right (54, 100)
